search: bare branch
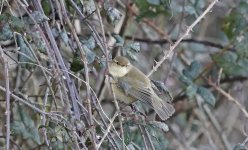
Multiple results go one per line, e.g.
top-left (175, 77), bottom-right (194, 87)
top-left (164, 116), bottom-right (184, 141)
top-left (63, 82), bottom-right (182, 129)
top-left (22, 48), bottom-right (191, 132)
top-left (0, 46), bottom-right (10, 150)
top-left (147, 0), bottom-right (219, 77)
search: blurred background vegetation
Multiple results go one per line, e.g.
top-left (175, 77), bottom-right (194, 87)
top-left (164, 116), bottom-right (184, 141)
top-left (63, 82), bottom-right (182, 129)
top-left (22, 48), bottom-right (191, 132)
top-left (0, 0), bottom-right (248, 149)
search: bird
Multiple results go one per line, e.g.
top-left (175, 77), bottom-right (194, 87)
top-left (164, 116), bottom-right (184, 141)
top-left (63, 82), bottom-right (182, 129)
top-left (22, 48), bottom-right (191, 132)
top-left (108, 56), bottom-right (175, 120)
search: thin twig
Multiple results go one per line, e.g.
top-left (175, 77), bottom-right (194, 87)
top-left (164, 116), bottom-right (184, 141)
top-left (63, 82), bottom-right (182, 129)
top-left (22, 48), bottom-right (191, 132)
top-left (138, 125), bottom-right (149, 150)
top-left (102, 34), bottom-right (235, 51)
top-left (41, 86), bottom-right (50, 146)
top-left (95, 4), bottom-right (126, 149)
top-left (164, 0), bottom-right (184, 83)
top-left (15, 0), bottom-right (58, 110)
top-left (33, 0), bottom-right (83, 121)
top-left (0, 46), bottom-right (10, 150)
top-left (144, 127), bottom-right (156, 150)
top-left (12, 58), bottom-right (122, 149)
top-left (92, 98), bottom-right (119, 149)
top-left (96, 112), bottom-right (118, 149)
top-left (110, 83), bottom-right (126, 149)
top-left (67, 0), bottom-right (106, 55)
top-left (147, 0), bottom-right (219, 77)
top-left (241, 136), bottom-right (248, 145)
top-left (60, 1), bottom-right (96, 148)
top-left (74, 131), bottom-right (88, 150)
top-left (0, 85), bottom-right (47, 115)
top-left (196, 95), bottom-right (231, 150)
top-left (208, 79), bottom-right (248, 118)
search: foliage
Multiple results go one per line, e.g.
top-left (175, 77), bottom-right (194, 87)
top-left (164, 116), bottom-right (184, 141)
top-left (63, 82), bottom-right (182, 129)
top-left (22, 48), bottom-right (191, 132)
top-left (0, 0), bottom-right (248, 149)
top-left (11, 105), bottom-right (41, 145)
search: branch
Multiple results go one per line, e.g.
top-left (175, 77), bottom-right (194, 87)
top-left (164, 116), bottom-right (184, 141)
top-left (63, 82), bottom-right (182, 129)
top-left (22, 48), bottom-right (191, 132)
top-left (196, 95), bottom-right (231, 150)
top-left (95, 3), bottom-right (126, 149)
top-left (96, 112), bottom-right (118, 149)
top-left (173, 76), bottom-right (248, 103)
top-left (208, 79), bottom-right (248, 118)
top-left (147, 0), bottom-right (219, 77)
top-left (0, 46), bottom-right (10, 150)
top-left (123, 36), bottom-right (235, 51)
top-left (33, 0), bottom-right (83, 121)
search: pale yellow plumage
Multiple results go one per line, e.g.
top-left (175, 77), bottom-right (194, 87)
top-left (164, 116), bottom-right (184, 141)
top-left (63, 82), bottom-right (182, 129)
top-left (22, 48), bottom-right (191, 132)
top-left (109, 56), bottom-right (175, 120)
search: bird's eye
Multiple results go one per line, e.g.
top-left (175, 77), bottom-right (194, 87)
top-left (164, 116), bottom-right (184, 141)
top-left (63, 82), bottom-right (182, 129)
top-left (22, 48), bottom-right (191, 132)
top-left (115, 61), bottom-right (126, 67)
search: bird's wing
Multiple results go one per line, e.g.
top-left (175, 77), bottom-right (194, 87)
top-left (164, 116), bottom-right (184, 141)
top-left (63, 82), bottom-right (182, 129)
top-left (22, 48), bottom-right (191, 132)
top-left (118, 79), bottom-right (175, 120)
top-left (117, 77), bottom-right (175, 120)
top-left (117, 77), bottom-right (153, 107)
top-left (151, 81), bottom-right (173, 103)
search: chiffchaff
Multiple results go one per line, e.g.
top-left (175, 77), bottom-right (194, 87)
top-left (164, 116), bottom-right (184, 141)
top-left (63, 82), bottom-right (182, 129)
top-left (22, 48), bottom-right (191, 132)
top-left (108, 56), bottom-right (175, 120)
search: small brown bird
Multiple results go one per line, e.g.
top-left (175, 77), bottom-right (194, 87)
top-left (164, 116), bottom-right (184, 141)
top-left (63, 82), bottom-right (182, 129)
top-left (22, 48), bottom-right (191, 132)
top-left (108, 56), bottom-right (175, 120)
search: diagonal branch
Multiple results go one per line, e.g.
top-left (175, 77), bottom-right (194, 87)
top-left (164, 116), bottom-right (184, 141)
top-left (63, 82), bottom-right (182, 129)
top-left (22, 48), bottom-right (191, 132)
top-left (147, 0), bottom-right (219, 77)
top-left (208, 79), bottom-right (248, 118)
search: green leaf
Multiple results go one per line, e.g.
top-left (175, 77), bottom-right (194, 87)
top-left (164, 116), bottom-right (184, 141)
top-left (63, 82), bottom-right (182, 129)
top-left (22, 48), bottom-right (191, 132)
top-left (9, 16), bottom-right (25, 32)
top-left (0, 23), bottom-right (13, 41)
top-left (41, 0), bottom-right (52, 15)
top-left (122, 46), bottom-right (130, 55)
top-left (0, 14), bottom-right (10, 21)
top-left (70, 55), bottom-right (84, 72)
top-left (179, 75), bottom-right (192, 86)
top-left (212, 51), bottom-right (248, 76)
top-left (127, 144), bottom-right (136, 150)
top-left (134, 0), bottom-right (170, 21)
top-left (148, 121), bottom-right (169, 132)
top-left (222, 1), bottom-right (248, 39)
top-left (123, 122), bottom-right (133, 145)
top-left (112, 34), bottom-right (124, 47)
top-left (122, 42), bottom-right (141, 61)
top-left (147, 0), bottom-right (160, 5)
top-left (51, 28), bottom-right (60, 38)
top-left (171, 0), bottom-right (205, 17)
top-left (136, 10), bottom-right (158, 22)
top-left (186, 84), bottom-right (198, 99)
top-left (126, 50), bottom-right (138, 61)
top-left (11, 106), bottom-right (41, 144)
top-left (197, 86), bottom-right (216, 106)
top-left (30, 31), bottom-right (46, 53)
top-left (83, 45), bottom-right (96, 64)
top-left (99, 57), bottom-right (107, 68)
top-left (50, 138), bottom-right (64, 150)
top-left (135, 100), bottom-right (150, 115)
top-left (184, 5), bottom-right (197, 15)
top-left (106, 7), bottom-right (122, 26)
top-left (103, 0), bottom-right (111, 10)
top-left (52, 29), bottom-right (70, 47)
top-left (129, 42), bottom-right (141, 52)
top-left (134, 0), bottom-right (149, 11)
top-left (208, 66), bottom-right (220, 83)
top-left (182, 61), bottom-right (202, 80)
top-left (81, 0), bottom-right (96, 15)
top-left (27, 11), bottom-right (49, 24)
top-left (236, 32), bottom-right (248, 58)
top-left (17, 35), bottom-right (35, 68)
top-left (59, 32), bottom-right (69, 46)
top-left (145, 124), bottom-right (169, 149)
top-left (82, 36), bottom-right (96, 50)
top-left (233, 143), bottom-right (246, 150)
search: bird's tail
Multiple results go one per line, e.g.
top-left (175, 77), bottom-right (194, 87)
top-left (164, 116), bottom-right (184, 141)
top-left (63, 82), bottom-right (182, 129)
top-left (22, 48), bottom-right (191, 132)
top-left (152, 95), bottom-right (175, 120)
